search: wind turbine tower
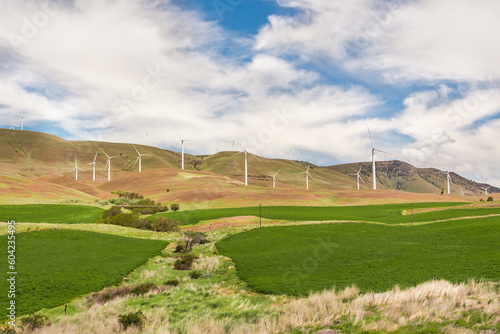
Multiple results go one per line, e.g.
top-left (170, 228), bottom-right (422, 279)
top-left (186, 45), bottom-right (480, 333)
top-left (102, 150), bottom-right (118, 181)
top-left (87, 152), bottom-right (98, 181)
top-left (367, 125), bottom-right (392, 190)
top-left (175, 129), bottom-right (195, 170)
top-left (20, 112), bottom-right (24, 130)
top-left (132, 145), bottom-right (149, 172)
top-left (349, 166), bottom-right (365, 190)
top-left (300, 165), bottom-right (312, 190)
top-left (442, 170), bottom-right (451, 194)
top-left (234, 149), bottom-right (260, 186)
top-left (71, 157), bottom-right (84, 181)
top-left (272, 169), bottom-right (281, 188)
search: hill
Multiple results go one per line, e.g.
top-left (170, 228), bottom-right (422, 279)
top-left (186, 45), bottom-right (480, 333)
top-left (0, 129), bottom-right (496, 206)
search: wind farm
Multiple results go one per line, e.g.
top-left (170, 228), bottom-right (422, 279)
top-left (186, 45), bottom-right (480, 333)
top-left (1, 0), bottom-right (500, 331)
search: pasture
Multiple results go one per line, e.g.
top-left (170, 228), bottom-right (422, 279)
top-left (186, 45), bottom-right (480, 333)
top-left (0, 204), bottom-right (103, 224)
top-left (152, 202), bottom-right (496, 226)
top-left (216, 216), bottom-right (500, 295)
top-left (0, 229), bottom-right (167, 319)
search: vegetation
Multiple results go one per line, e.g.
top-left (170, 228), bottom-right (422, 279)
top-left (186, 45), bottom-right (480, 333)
top-left (0, 204), bottom-right (103, 224)
top-left (21, 314), bottom-right (48, 330)
top-left (99, 207), bottom-right (179, 232)
top-left (173, 254), bottom-right (198, 270)
top-left (170, 203), bottom-right (180, 211)
top-left (151, 202), bottom-right (491, 226)
top-left (118, 311), bottom-right (146, 330)
top-left (0, 230), bottom-right (168, 319)
top-left (216, 216), bottom-right (500, 295)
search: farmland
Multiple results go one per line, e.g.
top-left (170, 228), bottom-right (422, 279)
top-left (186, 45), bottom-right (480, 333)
top-left (151, 202), bottom-right (500, 226)
top-left (216, 216), bottom-right (500, 295)
top-left (0, 204), bottom-right (103, 224)
top-left (0, 229), bottom-right (167, 319)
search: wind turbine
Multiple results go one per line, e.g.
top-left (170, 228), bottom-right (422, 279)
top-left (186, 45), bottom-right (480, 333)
top-left (442, 170), bottom-right (451, 194)
top-left (9, 121), bottom-right (19, 130)
top-left (458, 187), bottom-right (468, 196)
top-left (132, 145), bottom-right (149, 172)
top-left (480, 185), bottom-right (491, 196)
top-left (102, 150), bottom-right (118, 181)
top-left (367, 125), bottom-right (393, 190)
top-left (234, 149), bottom-right (260, 186)
top-left (175, 129), bottom-right (195, 170)
top-left (87, 152), bottom-right (98, 181)
top-left (71, 157), bottom-right (84, 181)
top-left (300, 165), bottom-right (313, 190)
top-left (349, 166), bottom-right (365, 190)
top-left (145, 130), bottom-right (150, 145)
top-left (20, 112), bottom-right (24, 130)
top-left (271, 169), bottom-right (281, 188)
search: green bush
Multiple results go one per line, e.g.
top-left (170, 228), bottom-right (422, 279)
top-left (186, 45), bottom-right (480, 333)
top-left (170, 203), bottom-right (180, 212)
top-left (189, 270), bottom-right (203, 279)
top-left (174, 243), bottom-right (185, 253)
top-left (487, 196), bottom-right (494, 202)
top-left (0, 327), bottom-right (17, 334)
top-left (21, 314), bottom-right (47, 330)
top-left (164, 279), bottom-right (179, 286)
top-left (173, 254), bottom-right (198, 270)
top-left (131, 283), bottom-right (156, 295)
top-left (150, 217), bottom-right (180, 232)
top-left (101, 206), bottom-right (123, 219)
top-left (118, 311), bottom-right (146, 330)
top-left (183, 231), bottom-right (209, 252)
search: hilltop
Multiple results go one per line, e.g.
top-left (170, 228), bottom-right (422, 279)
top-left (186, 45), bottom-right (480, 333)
top-left (0, 129), bottom-right (496, 206)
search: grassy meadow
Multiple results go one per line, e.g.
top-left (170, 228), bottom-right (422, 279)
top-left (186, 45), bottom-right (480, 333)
top-left (151, 202), bottom-right (498, 225)
top-left (0, 204), bottom-right (103, 224)
top-left (0, 229), bottom-right (167, 320)
top-left (216, 216), bottom-right (500, 295)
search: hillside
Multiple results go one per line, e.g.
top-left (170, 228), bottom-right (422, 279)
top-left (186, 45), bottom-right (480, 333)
top-left (0, 129), bottom-right (496, 206)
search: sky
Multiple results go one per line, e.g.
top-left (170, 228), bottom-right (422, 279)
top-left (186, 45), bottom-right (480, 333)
top-left (1, 0), bottom-right (499, 184)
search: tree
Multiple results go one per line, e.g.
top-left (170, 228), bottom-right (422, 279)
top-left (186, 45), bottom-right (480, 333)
top-left (170, 203), bottom-right (180, 212)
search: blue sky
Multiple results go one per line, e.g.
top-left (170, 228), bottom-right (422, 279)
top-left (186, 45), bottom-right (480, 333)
top-left (1, 0), bottom-right (500, 184)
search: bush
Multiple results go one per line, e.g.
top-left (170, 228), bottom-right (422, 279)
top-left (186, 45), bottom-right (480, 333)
top-left (487, 196), bottom-right (494, 202)
top-left (189, 270), bottom-right (203, 279)
top-left (21, 314), bottom-right (47, 330)
top-left (183, 232), bottom-right (209, 252)
top-left (0, 327), bottom-right (16, 334)
top-left (131, 282), bottom-right (156, 295)
top-left (173, 254), bottom-right (198, 270)
top-left (99, 212), bottom-right (142, 227)
top-left (174, 243), bottom-right (185, 253)
top-left (170, 203), bottom-right (180, 212)
top-left (87, 286), bottom-right (132, 304)
top-left (101, 206), bottom-right (123, 219)
top-left (164, 279), bottom-right (179, 286)
top-left (480, 198), bottom-right (485, 202)
top-left (118, 311), bottom-right (146, 330)
top-left (150, 217), bottom-right (180, 232)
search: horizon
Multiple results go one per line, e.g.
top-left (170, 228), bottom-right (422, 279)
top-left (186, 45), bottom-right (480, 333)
top-left (1, 0), bottom-right (499, 185)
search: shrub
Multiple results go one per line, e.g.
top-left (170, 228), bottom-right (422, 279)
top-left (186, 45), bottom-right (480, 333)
top-left (189, 270), bottom-right (203, 279)
top-left (87, 286), bottom-right (132, 304)
top-left (0, 327), bottom-right (17, 334)
top-left (101, 206), bottom-right (122, 219)
top-left (487, 196), bottom-right (494, 202)
top-left (21, 314), bottom-right (47, 330)
top-left (118, 311), bottom-right (146, 330)
top-left (131, 282), bottom-right (156, 295)
top-left (174, 243), bottom-right (185, 253)
top-left (480, 198), bottom-right (485, 202)
top-left (183, 232), bottom-right (209, 252)
top-left (173, 254), bottom-right (198, 270)
top-left (150, 217), bottom-right (180, 232)
top-left (100, 212), bottom-right (142, 227)
top-left (164, 279), bottom-right (179, 286)
top-left (170, 203), bottom-right (180, 212)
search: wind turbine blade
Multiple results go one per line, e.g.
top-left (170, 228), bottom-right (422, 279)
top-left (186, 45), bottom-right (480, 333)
top-left (359, 176), bottom-right (365, 184)
top-left (174, 128), bottom-right (182, 140)
top-left (93, 152), bottom-right (98, 163)
top-left (232, 150), bottom-right (244, 157)
top-left (274, 169), bottom-right (281, 177)
top-left (133, 145), bottom-right (140, 155)
top-left (366, 124), bottom-right (374, 148)
top-left (247, 151), bottom-right (261, 161)
top-left (132, 156), bottom-right (140, 169)
top-left (358, 166), bottom-right (363, 173)
top-left (101, 149), bottom-right (110, 159)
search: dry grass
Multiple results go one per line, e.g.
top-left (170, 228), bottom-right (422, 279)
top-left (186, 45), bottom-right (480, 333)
top-left (192, 255), bottom-right (221, 273)
top-left (26, 280), bottom-right (499, 334)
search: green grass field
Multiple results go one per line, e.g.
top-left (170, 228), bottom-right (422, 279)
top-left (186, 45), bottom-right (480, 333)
top-left (0, 230), bottom-right (167, 320)
top-left (0, 205), bottom-right (103, 224)
top-left (216, 216), bottom-right (500, 295)
top-left (152, 202), bottom-right (494, 226)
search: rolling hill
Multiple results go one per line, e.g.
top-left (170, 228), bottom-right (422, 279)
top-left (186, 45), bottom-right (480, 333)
top-left (0, 129), bottom-right (496, 206)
